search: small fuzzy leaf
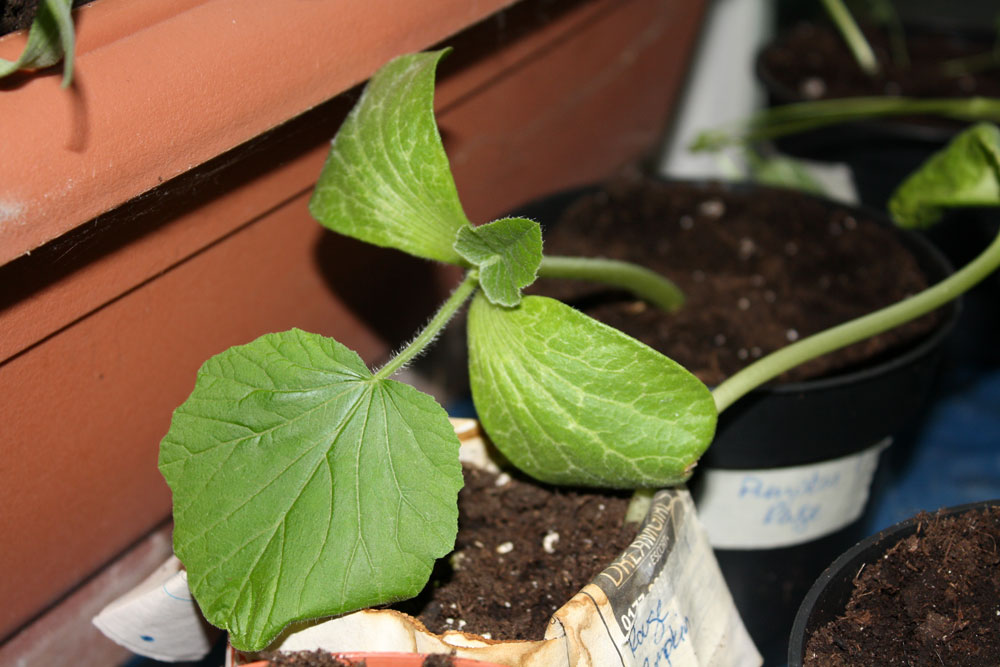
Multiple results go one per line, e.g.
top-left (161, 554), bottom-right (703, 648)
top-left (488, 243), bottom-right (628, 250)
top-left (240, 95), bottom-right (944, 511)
top-left (309, 50), bottom-right (471, 264)
top-left (467, 294), bottom-right (716, 488)
top-left (454, 217), bottom-right (542, 307)
top-left (0, 0), bottom-right (75, 87)
top-left (889, 122), bottom-right (1000, 228)
top-left (159, 329), bottom-right (462, 651)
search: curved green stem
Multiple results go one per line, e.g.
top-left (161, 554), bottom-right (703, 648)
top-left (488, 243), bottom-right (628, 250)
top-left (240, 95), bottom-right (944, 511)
top-left (374, 271), bottom-right (478, 380)
top-left (625, 489), bottom-right (655, 524)
top-left (940, 52), bottom-right (1000, 78)
top-left (821, 0), bottom-right (880, 76)
top-left (538, 255), bottom-right (685, 313)
top-left (692, 97), bottom-right (1000, 152)
top-left (712, 228), bottom-right (1000, 413)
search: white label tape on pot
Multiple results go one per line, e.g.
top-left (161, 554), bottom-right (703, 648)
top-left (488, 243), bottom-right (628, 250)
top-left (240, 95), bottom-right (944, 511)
top-left (553, 487), bottom-right (762, 666)
top-left (695, 439), bottom-right (889, 550)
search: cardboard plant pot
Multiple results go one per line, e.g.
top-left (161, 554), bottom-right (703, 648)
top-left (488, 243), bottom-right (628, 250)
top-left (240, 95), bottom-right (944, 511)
top-left (788, 499), bottom-right (1000, 665)
top-left (240, 652), bottom-right (505, 666)
top-left (227, 420), bottom-right (761, 667)
top-left (511, 176), bottom-right (958, 664)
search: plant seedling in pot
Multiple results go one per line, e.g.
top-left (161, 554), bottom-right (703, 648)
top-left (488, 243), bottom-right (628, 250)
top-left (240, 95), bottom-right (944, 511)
top-left (158, 49), bottom-right (1000, 652)
top-left (692, 0), bottom-right (1000, 173)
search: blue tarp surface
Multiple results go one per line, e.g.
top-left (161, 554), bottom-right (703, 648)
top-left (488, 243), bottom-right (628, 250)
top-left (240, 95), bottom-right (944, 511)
top-left (863, 280), bottom-right (1000, 532)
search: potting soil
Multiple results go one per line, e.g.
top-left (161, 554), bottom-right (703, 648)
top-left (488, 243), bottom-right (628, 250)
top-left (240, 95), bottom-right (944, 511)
top-left (804, 506), bottom-right (1000, 664)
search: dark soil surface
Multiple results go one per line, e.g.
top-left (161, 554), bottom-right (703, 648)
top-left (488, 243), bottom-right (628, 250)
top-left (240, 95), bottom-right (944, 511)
top-left (259, 650), bottom-right (365, 666)
top-left (1, 0), bottom-right (37, 35)
top-left (260, 650), bottom-right (458, 666)
top-left (803, 506), bottom-right (1000, 665)
top-left (392, 464), bottom-right (636, 641)
top-left (533, 177), bottom-right (940, 386)
top-left (1, 0), bottom-right (93, 37)
top-left (759, 21), bottom-right (1000, 103)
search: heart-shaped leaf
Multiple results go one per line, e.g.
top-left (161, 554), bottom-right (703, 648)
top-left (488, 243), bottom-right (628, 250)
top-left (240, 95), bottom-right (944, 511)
top-left (454, 217), bottom-right (542, 306)
top-left (890, 122), bottom-right (1000, 228)
top-left (158, 329), bottom-right (462, 651)
top-left (308, 49), bottom-right (471, 264)
top-left (467, 294), bottom-right (716, 488)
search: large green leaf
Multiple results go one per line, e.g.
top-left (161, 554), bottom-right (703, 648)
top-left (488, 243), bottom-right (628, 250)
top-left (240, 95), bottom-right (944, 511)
top-left (308, 49), bottom-right (471, 264)
top-left (158, 329), bottom-right (462, 651)
top-left (454, 217), bottom-right (542, 307)
top-left (889, 122), bottom-right (1000, 228)
top-left (0, 0), bottom-right (75, 87)
top-left (467, 295), bottom-right (717, 488)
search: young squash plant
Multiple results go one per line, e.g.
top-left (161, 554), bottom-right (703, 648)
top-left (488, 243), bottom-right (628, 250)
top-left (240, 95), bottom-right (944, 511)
top-left (159, 50), bottom-right (1000, 652)
top-left (158, 49), bottom-right (709, 652)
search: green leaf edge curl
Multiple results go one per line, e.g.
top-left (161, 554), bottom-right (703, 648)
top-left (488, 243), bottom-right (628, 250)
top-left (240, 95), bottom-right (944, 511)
top-left (0, 0), bottom-right (75, 87)
top-left (308, 49), bottom-right (471, 264)
top-left (467, 294), bottom-right (717, 489)
top-left (453, 216), bottom-right (543, 307)
top-left (889, 122), bottom-right (1000, 229)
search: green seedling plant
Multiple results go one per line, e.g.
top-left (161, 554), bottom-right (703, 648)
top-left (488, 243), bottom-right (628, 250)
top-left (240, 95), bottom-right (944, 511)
top-left (694, 0), bottom-right (1000, 164)
top-left (820, 0), bottom-right (882, 76)
top-left (821, 0), bottom-right (999, 78)
top-left (158, 50), bottom-right (1000, 652)
top-left (691, 96), bottom-right (1000, 156)
top-left (1, 0), bottom-right (75, 87)
top-left (689, 93), bottom-right (1000, 193)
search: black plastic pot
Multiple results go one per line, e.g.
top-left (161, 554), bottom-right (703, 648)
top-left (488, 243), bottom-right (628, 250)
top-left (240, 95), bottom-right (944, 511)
top-left (788, 499), bottom-right (1000, 666)
top-left (696, 280), bottom-right (954, 663)
top-left (510, 178), bottom-right (959, 665)
top-left (754, 22), bottom-right (996, 213)
top-left (756, 65), bottom-right (956, 213)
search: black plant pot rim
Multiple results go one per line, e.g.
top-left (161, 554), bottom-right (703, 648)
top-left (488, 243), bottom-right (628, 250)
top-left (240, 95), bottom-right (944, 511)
top-left (523, 176), bottom-right (960, 400)
top-left (733, 183), bottom-right (958, 398)
top-left (751, 21), bottom-right (996, 146)
top-left (787, 498), bottom-right (1000, 666)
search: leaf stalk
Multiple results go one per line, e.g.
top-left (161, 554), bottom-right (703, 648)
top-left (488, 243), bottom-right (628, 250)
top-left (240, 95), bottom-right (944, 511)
top-left (692, 97), bottom-right (1000, 153)
top-left (712, 227), bottom-right (1000, 413)
top-left (538, 255), bottom-right (685, 313)
top-left (820, 0), bottom-right (880, 76)
top-left (374, 271), bottom-right (479, 380)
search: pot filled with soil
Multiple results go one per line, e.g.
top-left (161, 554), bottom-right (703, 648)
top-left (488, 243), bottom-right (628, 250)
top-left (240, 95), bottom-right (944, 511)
top-left (241, 649), bottom-right (506, 666)
top-left (523, 172), bottom-right (958, 663)
top-left (755, 18), bottom-right (1000, 211)
top-left (157, 51), bottom-right (999, 667)
top-left (789, 499), bottom-right (1000, 665)
top-left (226, 419), bottom-right (760, 667)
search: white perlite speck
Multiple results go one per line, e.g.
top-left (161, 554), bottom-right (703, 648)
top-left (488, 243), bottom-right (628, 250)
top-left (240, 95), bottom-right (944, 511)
top-left (496, 541), bottom-right (514, 554)
top-left (698, 199), bottom-right (725, 218)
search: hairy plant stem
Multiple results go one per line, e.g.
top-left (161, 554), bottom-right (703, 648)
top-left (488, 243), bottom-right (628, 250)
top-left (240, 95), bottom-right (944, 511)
top-left (374, 271), bottom-right (478, 380)
top-left (693, 97), bottom-right (1000, 152)
top-left (712, 227), bottom-right (1000, 413)
top-left (539, 255), bottom-right (685, 313)
top-left (821, 0), bottom-right (880, 76)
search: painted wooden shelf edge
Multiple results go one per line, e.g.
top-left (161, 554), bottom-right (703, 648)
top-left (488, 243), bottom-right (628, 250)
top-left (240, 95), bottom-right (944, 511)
top-left (0, 0), bottom-right (519, 266)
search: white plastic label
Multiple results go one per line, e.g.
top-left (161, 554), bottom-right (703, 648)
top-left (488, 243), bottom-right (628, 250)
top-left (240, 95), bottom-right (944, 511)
top-left (695, 439), bottom-right (889, 549)
top-left (92, 556), bottom-right (217, 661)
